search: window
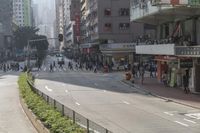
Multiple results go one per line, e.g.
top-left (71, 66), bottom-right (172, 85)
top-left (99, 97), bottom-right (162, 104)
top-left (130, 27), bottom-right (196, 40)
top-left (119, 23), bottom-right (130, 30)
top-left (104, 8), bottom-right (111, 16)
top-left (104, 23), bottom-right (112, 31)
top-left (0, 23), bottom-right (3, 33)
top-left (119, 8), bottom-right (129, 16)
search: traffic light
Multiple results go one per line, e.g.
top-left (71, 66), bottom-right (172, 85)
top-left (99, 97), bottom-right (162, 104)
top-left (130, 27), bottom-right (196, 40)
top-left (58, 34), bottom-right (63, 42)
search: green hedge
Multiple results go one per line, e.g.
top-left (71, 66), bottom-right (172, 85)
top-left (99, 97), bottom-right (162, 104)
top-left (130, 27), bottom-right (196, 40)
top-left (18, 73), bottom-right (86, 133)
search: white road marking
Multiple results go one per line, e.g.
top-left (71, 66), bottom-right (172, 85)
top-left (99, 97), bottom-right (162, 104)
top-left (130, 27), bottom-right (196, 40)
top-left (103, 90), bottom-right (107, 92)
top-left (123, 101), bottom-right (130, 105)
top-left (174, 121), bottom-right (189, 127)
top-left (75, 102), bottom-right (80, 106)
top-left (164, 112), bottom-right (174, 116)
top-left (45, 86), bottom-right (52, 92)
top-left (65, 90), bottom-right (69, 93)
top-left (184, 118), bottom-right (196, 124)
top-left (185, 113), bottom-right (200, 120)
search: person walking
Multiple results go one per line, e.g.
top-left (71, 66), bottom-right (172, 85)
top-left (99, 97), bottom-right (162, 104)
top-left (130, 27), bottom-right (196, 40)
top-left (183, 70), bottom-right (190, 94)
top-left (50, 64), bottom-right (53, 72)
top-left (139, 64), bottom-right (145, 84)
top-left (150, 64), bottom-right (154, 78)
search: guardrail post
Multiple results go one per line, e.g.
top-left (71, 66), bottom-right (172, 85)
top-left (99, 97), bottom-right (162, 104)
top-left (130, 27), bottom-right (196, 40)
top-left (106, 129), bottom-right (108, 133)
top-left (62, 104), bottom-right (64, 116)
top-left (87, 119), bottom-right (89, 133)
top-left (73, 111), bottom-right (75, 124)
top-left (47, 95), bottom-right (49, 104)
top-left (53, 99), bottom-right (56, 109)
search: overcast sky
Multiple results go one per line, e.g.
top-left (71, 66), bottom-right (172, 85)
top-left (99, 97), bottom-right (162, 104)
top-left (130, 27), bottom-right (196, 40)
top-left (33, 0), bottom-right (55, 25)
top-left (32, 0), bottom-right (56, 46)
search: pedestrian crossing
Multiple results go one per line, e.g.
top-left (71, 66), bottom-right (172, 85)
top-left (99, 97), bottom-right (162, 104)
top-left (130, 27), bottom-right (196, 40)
top-left (163, 110), bottom-right (200, 127)
top-left (38, 65), bottom-right (96, 73)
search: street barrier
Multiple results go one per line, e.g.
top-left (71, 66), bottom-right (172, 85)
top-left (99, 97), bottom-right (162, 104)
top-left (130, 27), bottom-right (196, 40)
top-left (27, 80), bottom-right (112, 133)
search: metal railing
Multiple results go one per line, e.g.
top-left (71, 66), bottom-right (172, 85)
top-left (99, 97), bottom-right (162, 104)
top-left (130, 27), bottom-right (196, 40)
top-left (27, 80), bottom-right (112, 133)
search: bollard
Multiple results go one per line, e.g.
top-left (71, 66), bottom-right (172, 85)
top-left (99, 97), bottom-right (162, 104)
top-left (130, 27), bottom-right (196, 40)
top-left (87, 119), bottom-right (89, 133)
top-left (62, 104), bottom-right (64, 116)
top-left (73, 111), bottom-right (75, 124)
top-left (53, 99), bottom-right (56, 109)
top-left (47, 96), bottom-right (49, 104)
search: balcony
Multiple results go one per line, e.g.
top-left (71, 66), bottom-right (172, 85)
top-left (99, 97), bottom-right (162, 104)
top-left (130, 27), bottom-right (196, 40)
top-left (136, 44), bottom-right (175, 55)
top-left (130, 0), bottom-right (200, 24)
top-left (175, 46), bottom-right (200, 57)
top-left (136, 43), bottom-right (200, 57)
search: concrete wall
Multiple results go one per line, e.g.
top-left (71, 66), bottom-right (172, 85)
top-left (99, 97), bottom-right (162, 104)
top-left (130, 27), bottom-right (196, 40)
top-left (0, 0), bottom-right (12, 49)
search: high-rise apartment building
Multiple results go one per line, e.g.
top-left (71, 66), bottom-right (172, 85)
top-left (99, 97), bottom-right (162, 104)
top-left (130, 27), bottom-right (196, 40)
top-left (13, 0), bottom-right (32, 27)
top-left (55, 0), bottom-right (64, 48)
top-left (63, 0), bottom-right (80, 48)
top-left (80, 0), bottom-right (144, 67)
top-left (55, 0), bottom-right (81, 49)
top-left (0, 0), bottom-right (13, 60)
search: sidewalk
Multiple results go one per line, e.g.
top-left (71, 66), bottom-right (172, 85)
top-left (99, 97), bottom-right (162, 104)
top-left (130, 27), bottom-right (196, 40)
top-left (122, 76), bottom-right (200, 109)
top-left (0, 73), bottom-right (37, 133)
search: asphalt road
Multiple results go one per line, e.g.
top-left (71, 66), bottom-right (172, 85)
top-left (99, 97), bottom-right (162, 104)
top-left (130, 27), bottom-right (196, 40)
top-left (34, 56), bottom-right (200, 133)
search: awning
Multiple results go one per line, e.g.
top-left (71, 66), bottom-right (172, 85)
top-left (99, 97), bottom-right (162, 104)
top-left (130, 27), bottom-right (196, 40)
top-left (80, 43), bottom-right (99, 48)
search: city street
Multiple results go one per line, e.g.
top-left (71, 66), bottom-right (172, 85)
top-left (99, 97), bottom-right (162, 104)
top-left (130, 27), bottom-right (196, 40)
top-left (34, 56), bottom-right (200, 133)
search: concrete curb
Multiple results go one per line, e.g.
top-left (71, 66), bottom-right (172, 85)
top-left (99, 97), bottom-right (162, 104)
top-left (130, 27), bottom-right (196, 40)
top-left (19, 97), bottom-right (50, 133)
top-left (121, 80), bottom-right (200, 110)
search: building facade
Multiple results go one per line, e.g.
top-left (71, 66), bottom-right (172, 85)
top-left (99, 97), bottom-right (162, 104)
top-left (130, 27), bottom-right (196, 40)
top-left (0, 0), bottom-right (13, 60)
top-left (80, 0), bottom-right (144, 69)
top-left (13, 0), bottom-right (32, 27)
top-left (55, 0), bottom-right (64, 49)
top-left (130, 0), bottom-right (200, 92)
top-left (63, 0), bottom-right (80, 48)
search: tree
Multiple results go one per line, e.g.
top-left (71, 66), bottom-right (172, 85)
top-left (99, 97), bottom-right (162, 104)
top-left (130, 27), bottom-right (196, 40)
top-left (13, 26), bottom-right (49, 67)
top-left (13, 26), bottom-right (39, 49)
top-left (31, 35), bottom-right (49, 67)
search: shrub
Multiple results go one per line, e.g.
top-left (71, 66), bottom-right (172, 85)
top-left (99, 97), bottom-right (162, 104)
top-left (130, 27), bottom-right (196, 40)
top-left (18, 73), bottom-right (86, 133)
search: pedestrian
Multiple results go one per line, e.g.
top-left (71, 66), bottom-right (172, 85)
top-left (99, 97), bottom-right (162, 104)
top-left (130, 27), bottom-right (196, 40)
top-left (53, 61), bottom-right (56, 68)
top-left (162, 71), bottom-right (168, 86)
top-left (139, 63), bottom-right (145, 84)
top-left (150, 64), bottom-right (154, 78)
top-left (94, 65), bottom-right (97, 73)
top-left (183, 70), bottom-right (190, 94)
top-left (50, 63), bottom-right (53, 72)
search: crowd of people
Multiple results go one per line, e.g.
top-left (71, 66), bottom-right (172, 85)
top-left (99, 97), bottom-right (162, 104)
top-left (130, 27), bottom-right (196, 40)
top-left (0, 62), bottom-right (21, 72)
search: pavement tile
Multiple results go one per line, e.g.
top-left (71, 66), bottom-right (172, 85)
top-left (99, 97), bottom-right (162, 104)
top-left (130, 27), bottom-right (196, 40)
top-left (123, 77), bottom-right (200, 109)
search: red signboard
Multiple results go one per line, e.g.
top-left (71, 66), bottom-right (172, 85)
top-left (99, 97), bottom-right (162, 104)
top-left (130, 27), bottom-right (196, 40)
top-left (75, 15), bottom-right (80, 37)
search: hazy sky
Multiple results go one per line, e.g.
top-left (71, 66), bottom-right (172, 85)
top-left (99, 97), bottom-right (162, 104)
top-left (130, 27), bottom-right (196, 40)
top-left (33, 0), bottom-right (55, 25)
top-left (33, 0), bottom-right (56, 47)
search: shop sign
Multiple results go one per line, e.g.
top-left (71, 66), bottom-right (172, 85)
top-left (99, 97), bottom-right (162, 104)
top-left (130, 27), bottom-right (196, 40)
top-left (180, 59), bottom-right (193, 68)
top-left (176, 46), bottom-right (200, 57)
top-left (100, 43), bottom-right (136, 51)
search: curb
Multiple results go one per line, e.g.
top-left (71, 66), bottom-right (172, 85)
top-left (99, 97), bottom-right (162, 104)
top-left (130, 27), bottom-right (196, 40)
top-left (121, 80), bottom-right (200, 110)
top-left (19, 97), bottom-right (50, 133)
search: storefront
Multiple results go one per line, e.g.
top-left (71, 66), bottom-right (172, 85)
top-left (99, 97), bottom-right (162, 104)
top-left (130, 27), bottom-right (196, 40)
top-left (100, 43), bottom-right (136, 70)
top-left (155, 55), bottom-right (195, 90)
